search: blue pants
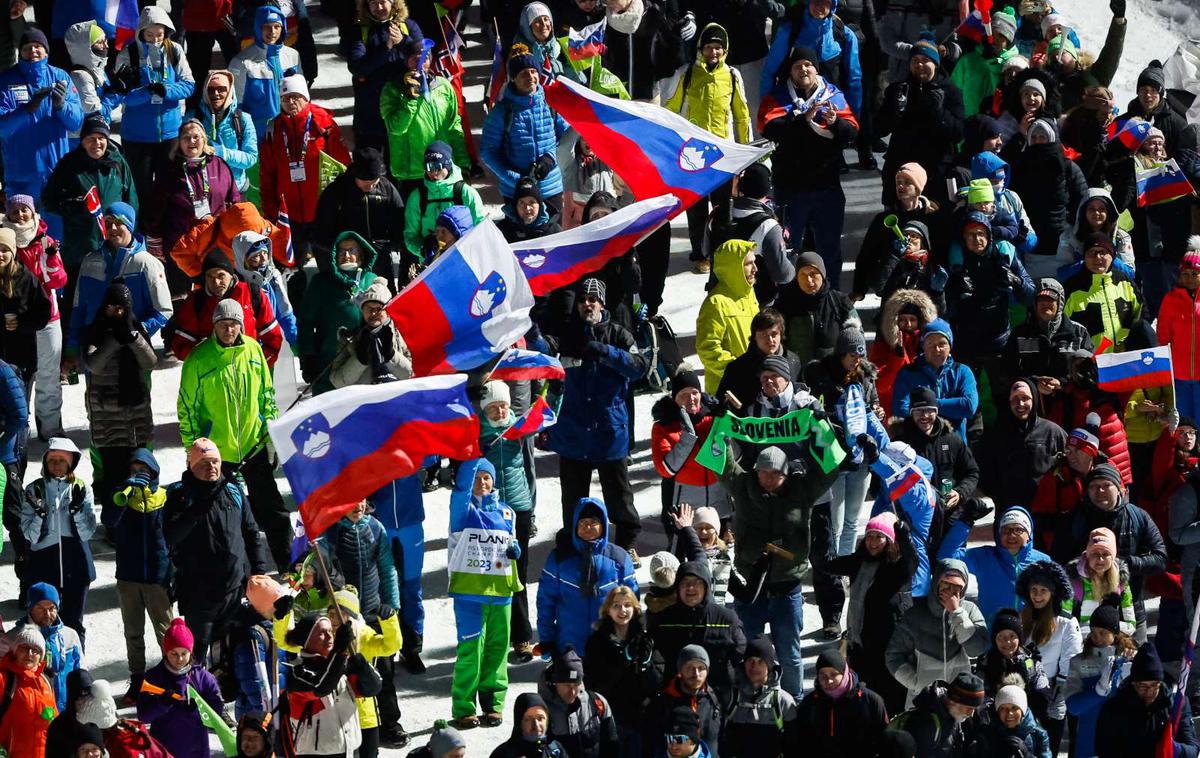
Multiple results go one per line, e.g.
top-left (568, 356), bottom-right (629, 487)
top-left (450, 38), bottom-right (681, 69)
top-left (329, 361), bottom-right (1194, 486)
top-left (388, 524), bottom-right (425, 637)
top-left (736, 583), bottom-right (805, 697)
top-left (1176, 379), bottom-right (1200, 423)
top-left (778, 187), bottom-right (846, 289)
top-left (830, 466), bottom-right (871, 556)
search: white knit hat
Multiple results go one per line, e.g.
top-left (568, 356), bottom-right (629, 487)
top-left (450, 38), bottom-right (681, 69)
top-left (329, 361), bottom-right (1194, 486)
top-left (995, 684), bottom-right (1028, 715)
top-left (479, 380), bottom-right (511, 410)
top-left (649, 551), bottom-right (680, 589)
top-left (281, 73), bottom-right (309, 101)
top-left (694, 506), bottom-right (720, 533)
top-left (77, 679), bottom-right (118, 729)
top-left (11, 625), bottom-right (45, 654)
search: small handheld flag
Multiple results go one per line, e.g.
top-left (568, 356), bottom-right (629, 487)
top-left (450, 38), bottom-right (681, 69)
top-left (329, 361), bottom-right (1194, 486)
top-left (104, 0), bottom-right (140, 49)
top-left (189, 685), bottom-right (238, 756)
top-left (490, 349), bottom-right (566, 381)
top-left (1137, 158), bottom-right (1195, 207)
top-left (1107, 118), bottom-right (1152, 151)
top-left (566, 19), bottom-right (607, 62)
top-left (485, 36), bottom-right (506, 109)
top-left (502, 396), bottom-right (558, 440)
top-left (1095, 345), bottom-right (1173, 392)
top-left (85, 186), bottom-right (105, 239)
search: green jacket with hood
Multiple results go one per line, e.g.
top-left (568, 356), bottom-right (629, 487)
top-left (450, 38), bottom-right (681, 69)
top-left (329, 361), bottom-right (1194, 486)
top-left (402, 163), bottom-right (486, 258)
top-left (178, 333), bottom-right (278, 463)
top-left (379, 76), bottom-right (470, 181)
top-left (696, 239), bottom-right (759, 394)
top-left (664, 23), bottom-right (751, 143)
top-left (296, 231), bottom-right (379, 393)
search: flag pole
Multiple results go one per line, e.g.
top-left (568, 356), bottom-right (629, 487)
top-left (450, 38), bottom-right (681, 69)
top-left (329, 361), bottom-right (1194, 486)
top-left (311, 542), bottom-right (346, 627)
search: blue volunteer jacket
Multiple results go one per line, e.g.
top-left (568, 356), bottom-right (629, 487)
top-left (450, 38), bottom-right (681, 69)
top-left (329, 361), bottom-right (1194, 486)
top-left (0, 58), bottom-right (84, 186)
top-left (369, 473), bottom-right (425, 533)
top-left (187, 89), bottom-right (258, 192)
top-left (69, 235), bottom-right (172, 350)
top-left (229, 6), bottom-right (301, 140)
top-left (113, 6), bottom-right (195, 144)
top-left (480, 83), bottom-right (569, 199)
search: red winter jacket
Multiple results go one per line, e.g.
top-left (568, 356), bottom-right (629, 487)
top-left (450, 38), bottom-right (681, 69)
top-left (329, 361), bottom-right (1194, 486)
top-left (1042, 385), bottom-right (1132, 485)
top-left (1030, 460), bottom-right (1087, 549)
top-left (14, 219), bottom-right (66, 322)
top-left (1157, 286), bottom-right (1200, 380)
top-left (260, 104), bottom-right (351, 224)
top-left (170, 281), bottom-right (283, 366)
top-left (651, 401), bottom-right (719, 490)
top-left (182, 0), bottom-right (234, 34)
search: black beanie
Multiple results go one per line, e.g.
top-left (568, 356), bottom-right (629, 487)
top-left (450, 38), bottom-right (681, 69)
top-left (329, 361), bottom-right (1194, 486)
top-left (548, 645), bottom-right (585, 684)
top-left (786, 45), bottom-right (821, 70)
top-left (815, 648), bottom-right (845, 673)
top-left (744, 636), bottom-right (778, 668)
top-left (666, 705), bottom-right (701, 742)
top-left (20, 27), bottom-right (48, 50)
top-left (946, 671), bottom-right (985, 708)
top-left (1130, 641), bottom-right (1164, 682)
top-left (1137, 60), bottom-right (1166, 94)
top-left (908, 386), bottom-right (939, 412)
top-left (351, 147), bottom-right (387, 180)
top-left (699, 25), bottom-right (728, 48)
top-left (514, 176), bottom-right (542, 203)
top-left (739, 163), bottom-right (772, 199)
top-left (1085, 463), bottom-right (1124, 490)
top-left (202, 249), bottom-right (237, 278)
top-left (1090, 594), bottom-right (1122, 635)
top-left (671, 368), bottom-right (702, 398)
top-left (991, 608), bottom-right (1023, 642)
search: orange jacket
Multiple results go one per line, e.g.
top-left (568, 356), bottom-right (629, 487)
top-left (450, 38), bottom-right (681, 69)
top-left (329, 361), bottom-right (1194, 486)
top-left (171, 202), bottom-right (292, 277)
top-left (0, 655), bottom-right (57, 758)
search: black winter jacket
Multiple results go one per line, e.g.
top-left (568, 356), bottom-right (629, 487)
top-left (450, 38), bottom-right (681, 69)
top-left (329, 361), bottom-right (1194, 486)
top-left (852, 202), bottom-right (952, 300)
top-left (642, 677), bottom-right (724, 758)
top-left (312, 170), bottom-right (406, 277)
top-left (0, 267), bottom-right (51, 381)
top-left (877, 73), bottom-right (965, 177)
top-left (1002, 312), bottom-right (1094, 388)
top-left (788, 674), bottom-right (889, 757)
top-left (761, 87), bottom-right (858, 193)
top-left (892, 682), bottom-right (971, 758)
top-left (1052, 496), bottom-right (1167, 602)
top-left (1096, 683), bottom-right (1200, 758)
top-left (979, 382), bottom-right (1067, 509)
top-left (583, 617), bottom-right (665, 727)
top-left (774, 280), bottom-right (857, 364)
top-left (896, 417), bottom-right (979, 504)
top-left (716, 341), bottom-right (804, 413)
top-left (1002, 139), bottom-right (1089, 258)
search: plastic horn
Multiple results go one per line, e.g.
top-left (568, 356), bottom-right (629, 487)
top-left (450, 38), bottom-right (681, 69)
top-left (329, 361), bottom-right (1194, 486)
top-left (883, 213), bottom-right (906, 244)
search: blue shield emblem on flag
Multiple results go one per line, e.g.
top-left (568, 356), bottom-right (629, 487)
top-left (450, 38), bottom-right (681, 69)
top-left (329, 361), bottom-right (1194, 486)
top-left (293, 414), bottom-right (333, 459)
top-left (677, 138), bottom-right (724, 172)
top-left (470, 271), bottom-right (508, 318)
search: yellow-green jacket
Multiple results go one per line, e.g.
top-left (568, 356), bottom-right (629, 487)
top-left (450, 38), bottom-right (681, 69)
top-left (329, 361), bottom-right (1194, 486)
top-left (177, 335), bottom-right (278, 463)
top-left (664, 24), bottom-right (751, 143)
top-left (1062, 268), bottom-right (1141, 353)
top-left (697, 239), bottom-right (759, 394)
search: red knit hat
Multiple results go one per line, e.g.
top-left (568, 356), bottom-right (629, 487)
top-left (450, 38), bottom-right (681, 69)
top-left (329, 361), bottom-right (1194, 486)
top-left (163, 617), bottom-right (194, 653)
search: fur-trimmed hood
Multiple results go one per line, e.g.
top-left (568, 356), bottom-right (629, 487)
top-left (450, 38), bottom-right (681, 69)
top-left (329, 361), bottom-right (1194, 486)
top-left (878, 288), bottom-right (937, 349)
top-left (1016, 559), bottom-right (1072, 616)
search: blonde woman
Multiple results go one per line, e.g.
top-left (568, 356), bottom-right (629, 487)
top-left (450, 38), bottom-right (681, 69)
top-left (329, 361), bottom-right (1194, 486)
top-left (0, 227), bottom-right (51, 392)
top-left (144, 120), bottom-right (241, 295)
top-left (1063, 527), bottom-right (1135, 636)
top-left (583, 586), bottom-right (663, 758)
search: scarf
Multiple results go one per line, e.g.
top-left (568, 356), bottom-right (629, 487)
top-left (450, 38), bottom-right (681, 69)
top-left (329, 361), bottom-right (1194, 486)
top-left (821, 664), bottom-right (854, 699)
top-left (4, 214), bottom-right (39, 248)
top-left (354, 322), bottom-right (396, 382)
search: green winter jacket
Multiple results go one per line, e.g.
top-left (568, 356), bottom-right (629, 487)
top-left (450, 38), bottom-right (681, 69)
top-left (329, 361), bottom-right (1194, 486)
top-left (42, 145), bottom-right (139, 266)
top-left (379, 75), bottom-right (470, 181)
top-left (177, 334), bottom-right (277, 463)
top-left (696, 239), bottom-right (759, 394)
top-left (296, 231), bottom-right (379, 393)
top-left (480, 412), bottom-right (533, 513)
top-left (402, 164), bottom-right (487, 259)
top-left (951, 45), bottom-right (1017, 118)
top-left (1062, 267), bottom-right (1141, 353)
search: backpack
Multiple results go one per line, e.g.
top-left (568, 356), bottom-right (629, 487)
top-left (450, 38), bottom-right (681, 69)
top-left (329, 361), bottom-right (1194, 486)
top-left (632, 314), bottom-right (683, 394)
top-left (417, 180), bottom-right (465, 211)
top-left (888, 707), bottom-right (940, 743)
top-left (209, 621), bottom-right (276, 705)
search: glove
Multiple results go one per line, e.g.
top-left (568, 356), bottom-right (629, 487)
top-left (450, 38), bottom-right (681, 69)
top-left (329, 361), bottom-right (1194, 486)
top-left (924, 85), bottom-right (946, 113)
top-left (125, 472), bottom-right (152, 490)
top-left (273, 593), bottom-right (294, 621)
top-left (958, 497), bottom-right (993, 525)
top-left (300, 355), bottom-right (322, 383)
top-left (377, 605), bottom-right (396, 620)
top-left (891, 237), bottom-right (909, 256)
top-left (1095, 655), bottom-right (1117, 696)
top-left (677, 11), bottom-right (696, 41)
top-left (955, 274), bottom-right (976, 300)
top-left (787, 458), bottom-right (808, 477)
top-left (108, 70), bottom-right (130, 95)
top-left (1004, 266), bottom-right (1026, 291)
top-left (942, 40), bottom-right (962, 68)
top-left (890, 82), bottom-right (908, 114)
top-left (1110, 0), bottom-right (1125, 17)
top-left (29, 497), bottom-right (47, 519)
top-left (856, 433), bottom-right (880, 464)
top-left (147, 82), bottom-right (167, 98)
top-left (930, 266), bottom-right (949, 293)
top-left (1003, 735), bottom-right (1032, 758)
top-left (528, 153), bottom-right (556, 182)
top-left (333, 620), bottom-right (354, 652)
top-left (506, 542), bottom-right (521, 560)
top-left (50, 79), bottom-right (68, 110)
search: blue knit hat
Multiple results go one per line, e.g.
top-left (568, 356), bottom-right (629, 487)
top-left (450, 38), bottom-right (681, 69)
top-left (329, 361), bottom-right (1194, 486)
top-left (922, 318), bottom-right (954, 347)
top-left (105, 201), bottom-right (136, 230)
top-left (28, 581), bottom-right (60, 608)
top-left (911, 32), bottom-right (941, 65)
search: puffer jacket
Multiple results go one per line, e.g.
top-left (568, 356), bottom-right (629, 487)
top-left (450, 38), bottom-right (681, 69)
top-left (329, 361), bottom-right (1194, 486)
top-left (402, 164), bottom-right (487, 259)
top-left (380, 75), bottom-right (470, 182)
top-left (648, 561), bottom-right (746, 694)
top-left (0, 656), bottom-right (57, 757)
top-left (852, 202), bottom-right (952, 300)
top-left (0, 55), bottom-right (84, 191)
top-left (137, 660), bottom-right (222, 758)
top-left (759, 0), bottom-right (861, 112)
top-left (0, 263), bottom-right (51, 380)
top-left (723, 666), bottom-right (796, 758)
top-left (789, 672), bottom-right (888, 757)
top-left (143, 154), bottom-right (242, 259)
top-left (111, 449), bottom-right (171, 586)
top-left (12, 613), bottom-right (82, 714)
top-left (774, 278), bottom-right (858, 366)
top-left (232, 231), bottom-right (296, 345)
top-left (480, 410), bottom-right (534, 513)
top-left (5, 217), bottom-right (66, 323)
top-left (978, 386), bottom-right (1068, 510)
top-left (1030, 459), bottom-right (1089, 550)
top-left (259, 101), bottom-right (351, 224)
top-left (544, 311), bottom-right (646, 462)
top-left (21, 440), bottom-right (96, 573)
top-left (884, 558), bottom-right (989, 705)
top-left (651, 395), bottom-right (729, 514)
top-left (344, 8), bottom-right (422, 142)
top-left (944, 218), bottom-right (1034, 359)
top-left (83, 308), bottom-right (157, 448)
top-left (280, 649), bottom-right (364, 757)
top-left (937, 505), bottom-right (1053, 626)
top-left (1158, 284), bottom-right (1200, 381)
top-left (177, 333), bottom-right (278, 464)
top-left (537, 498), bottom-right (638, 656)
top-left (1061, 265), bottom-right (1141, 353)
top-left (318, 514), bottom-right (399, 616)
top-left (877, 72), bottom-right (965, 183)
top-left (228, 5), bottom-right (301, 139)
top-left (481, 81), bottom-right (570, 199)
top-left (1061, 555), bottom-right (1136, 635)
top-left (697, 240), bottom-right (759, 394)
top-left (114, 6), bottom-right (195, 144)
top-left (869, 288), bottom-right (936, 415)
top-left (664, 24), bottom-right (751, 143)
top-left (170, 279), bottom-right (281, 366)
top-left (1063, 642), bottom-right (1131, 758)
top-left (42, 143), bottom-right (138, 267)
top-left (186, 70), bottom-right (259, 192)
top-left (68, 234), bottom-right (172, 350)
top-left (1055, 495), bottom-right (1167, 605)
top-left (1041, 383), bottom-right (1132, 485)
top-left (65, 20), bottom-right (121, 122)
top-left (295, 232), bottom-right (379, 393)
top-left (891, 354), bottom-right (979, 440)
top-left (967, 708), bottom-right (1051, 758)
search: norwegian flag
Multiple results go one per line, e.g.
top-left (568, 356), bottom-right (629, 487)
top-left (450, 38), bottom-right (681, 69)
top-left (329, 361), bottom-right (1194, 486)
top-left (275, 195), bottom-right (296, 267)
top-left (84, 186), bottom-right (106, 238)
top-left (432, 13), bottom-right (465, 81)
top-left (485, 36), bottom-right (505, 110)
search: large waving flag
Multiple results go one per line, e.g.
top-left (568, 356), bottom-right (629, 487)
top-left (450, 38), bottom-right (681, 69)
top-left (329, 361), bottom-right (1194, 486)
top-left (268, 375), bottom-right (480, 539)
top-left (544, 76), bottom-right (770, 212)
top-left (1096, 345), bottom-right (1173, 392)
top-left (510, 195), bottom-right (679, 295)
top-left (388, 220), bottom-right (535, 377)
top-left (566, 19), bottom-right (607, 62)
top-left (1137, 158), bottom-right (1195, 207)
top-left (490, 349), bottom-right (565, 381)
top-left (104, 0), bottom-right (140, 49)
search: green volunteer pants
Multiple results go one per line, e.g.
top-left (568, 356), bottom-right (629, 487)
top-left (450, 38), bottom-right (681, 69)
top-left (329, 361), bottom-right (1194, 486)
top-left (451, 599), bottom-right (511, 718)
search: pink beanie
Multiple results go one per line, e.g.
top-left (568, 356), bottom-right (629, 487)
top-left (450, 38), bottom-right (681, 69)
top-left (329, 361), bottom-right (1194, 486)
top-left (187, 438), bottom-right (220, 467)
top-left (1181, 251), bottom-right (1200, 272)
top-left (865, 512), bottom-right (898, 542)
top-left (1086, 527), bottom-right (1117, 558)
top-left (163, 617), bottom-right (194, 653)
top-left (896, 163), bottom-right (928, 194)
top-left (694, 506), bottom-right (721, 533)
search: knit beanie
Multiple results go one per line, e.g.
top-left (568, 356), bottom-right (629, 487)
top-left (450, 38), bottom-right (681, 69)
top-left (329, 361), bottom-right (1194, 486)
top-left (580, 277), bottom-right (606, 305)
top-left (1028, 118), bottom-right (1058, 144)
top-left (992, 8), bottom-right (1018, 43)
top-left (508, 43), bottom-right (540, 79)
top-left (1090, 595), bottom-right (1122, 634)
top-left (77, 679), bottom-right (117, 729)
top-left (105, 201), bottom-right (137, 231)
top-left (1068, 412), bottom-right (1101, 457)
top-left (758, 354), bottom-right (792, 379)
top-left (922, 318), bottom-right (954, 347)
top-left (1085, 231), bottom-right (1115, 256)
top-left (1019, 78), bottom-right (1047, 99)
top-left (699, 24), bottom-right (728, 48)
top-left (991, 607), bottom-right (1023, 641)
top-left (1039, 12), bottom-right (1064, 37)
top-left (548, 646), bottom-right (585, 683)
top-left (280, 73), bottom-right (309, 101)
top-left (212, 298), bottom-right (244, 326)
top-left (865, 512), bottom-right (898, 542)
top-left (997, 507), bottom-right (1032, 536)
top-left (946, 672), bottom-right (985, 708)
top-left (1085, 463), bottom-right (1123, 490)
top-left (1137, 60), bottom-right (1166, 94)
top-left (995, 684), bottom-right (1028, 715)
top-left (1086, 527), bottom-right (1118, 557)
top-left (0, 228), bottom-right (15, 254)
top-left (428, 721), bottom-right (467, 758)
top-left (836, 326), bottom-right (867, 357)
top-left (816, 648), bottom-right (846, 673)
top-left (28, 581), bottom-right (59, 608)
top-left (671, 367), bottom-right (702, 398)
top-left (649, 551), bottom-right (680, 589)
top-left (677, 644), bottom-right (710, 670)
top-left (895, 162), bottom-right (928, 193)
top-left (755, 446), bottom-right (788, 472)
top-left (80, 113), bottom-right (110, 140)
top-left (5, 194), bottom-right (34, 217)
top-left (796, 250), bottom-right (826, 278)
top-left (203, 248), bottom-right (237, 277)
top-left (966, 178), bottom-right (995, 205)
top-left (666, 705), bottom-right (701, 743)
top-left (11, 625), bottom-right (44, 654)
top-left (785, 45), bottom-right (822, 70)
top-left (910, 32), bottom-right (940, 64)
top-left (694, 506), bottom-right (720, 533)
top-left (739, 162), bottom-right (772, 199)
top-left (19, 27), bottom-right (48, 50)
top-left (744, 636), bottom-right (778, 668)
top-left (351, 147), bottom-right (387, 180)
top-left (908, 386), bottom-right (939, 411)
top-left (479, 380), bottom-right (511, 410)
top-left (1181, 251), bottom-right (1200, 272)
top-left (1131, 642), bottom-right (1165, 682)
top-left (163, 617), bottom-right (194, 652)
top-left (423, 141), bottom-right (454, 173)
top-left (1047, 33), bottom-right (1077, 61)
top-left (353, 278), bottom-right (393, 308)
top-left (187, 437), bottom-right (220, 467)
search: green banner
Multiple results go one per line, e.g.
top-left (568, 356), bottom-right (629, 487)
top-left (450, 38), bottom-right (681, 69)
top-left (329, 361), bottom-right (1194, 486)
top-left (695, 409), bottom-right (846, 475)
top-left (318, 151), bottom-right (347, 193)
top-left (189, 685), bottom-right (237, 756)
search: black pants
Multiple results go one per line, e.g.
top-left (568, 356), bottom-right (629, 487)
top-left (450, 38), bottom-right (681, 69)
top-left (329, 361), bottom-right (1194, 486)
top-left (235, 448), bottom-right (292, 572)
top-left (372, 631), bottom-right (402, 732)
top-left (3, 461), bottom-right (28, 600)
top-left (96, 446), bottom-right (136, 529)
top-left (637, 225), bottom-right (672, 316)
top-left (178, 583), bottom-right (242, 665)
top-left (511, 510), bottom-right (533, 647)
top-left (559, 457), bottom-right (639, 551)
top-left (810, 501), bottom-right (845, 623)
top-left (358, 726), bottom-right (379, 758)
top-left (184, 30), bottom-right (241, 105)
top-left (123, 141), bottom-right (175, 213)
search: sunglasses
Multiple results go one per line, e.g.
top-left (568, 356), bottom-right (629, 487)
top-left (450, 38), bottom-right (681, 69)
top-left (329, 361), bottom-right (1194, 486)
top-left (665, 735), bottom-right (692, 745)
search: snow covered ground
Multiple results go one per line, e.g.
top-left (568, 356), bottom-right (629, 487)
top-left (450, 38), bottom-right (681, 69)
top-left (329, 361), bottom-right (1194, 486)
top-left (0, 1), bottom-right (1189, 755)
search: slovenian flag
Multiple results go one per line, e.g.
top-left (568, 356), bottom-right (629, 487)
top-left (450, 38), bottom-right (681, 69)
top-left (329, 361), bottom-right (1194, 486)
top-left (490, 349), bottom-right (565, 381)
top-left (566, 19), bottom-right (607, 62)
top-left (544, 76), bottom-right (770, 212)
top-left (956, 0), bottom-right (992, 44)
top-left (1107, 117), bottom-right (1152, 151)
top-left (1137, 158), bottom-right (1195, 207)
top-left (388, 220), bottom-right (535, 377)
top-left (1096, 345), bottom-right (1173, 392)
top-left (268, 374), bottom-right (480, 539)
top-left (502, 396), bottom-right (558, 440)
top-left (104, 0), bottom-right (140, 49)
top-left (510, 194), bottom-right (679, 295)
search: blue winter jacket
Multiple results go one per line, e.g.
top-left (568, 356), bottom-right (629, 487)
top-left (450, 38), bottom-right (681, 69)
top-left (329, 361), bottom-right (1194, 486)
top-left (369, 473), bottom-right (425, 533)
top-left (52, 0), bottom-right (110, 40)
top-left (0, 360), bottom-right (26, 465)
top-left (937, 505), bottom-right (1051, 627)
top-left (319, 514), bottom-right (400, 615)
top-left (113, 6), bottom-right (195, 144)
top-left (0, 58), bottom-right (84, 188)
top-left (970, 151), bottom-right (1039, 256)
top-left (449, 459), bottom-right (519, 605)
top-left (870, 450), bottom-right (936, 597)
top-left (187, 86), bottom-right (259, 192)
top-left (229, 6), bottom-right (301, 140)
top-left (545, 313), bottom-right (648, 462)
top-left (481, 83), bottom-right (569, 199)
top-left (69, 234), bottom-right (173, 350)
top-left (892, 355), bottom-right (979, 440)
top-left (111, 448), bottom-right (171, 586)
top-left (232, 616), bottom-right (284, 720)
top-left (537, 498), bottom-right (638, 655)
top-left (344, 14), bottom-right (422, 141)
top-left (759, 0), bottom-right (862, 114)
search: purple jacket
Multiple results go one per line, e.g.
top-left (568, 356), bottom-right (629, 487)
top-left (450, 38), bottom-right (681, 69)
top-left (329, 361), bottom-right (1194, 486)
top-left (136, 660), bottom-right (224, 758)
top-left (144, 155), bottom-right (241, 255)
